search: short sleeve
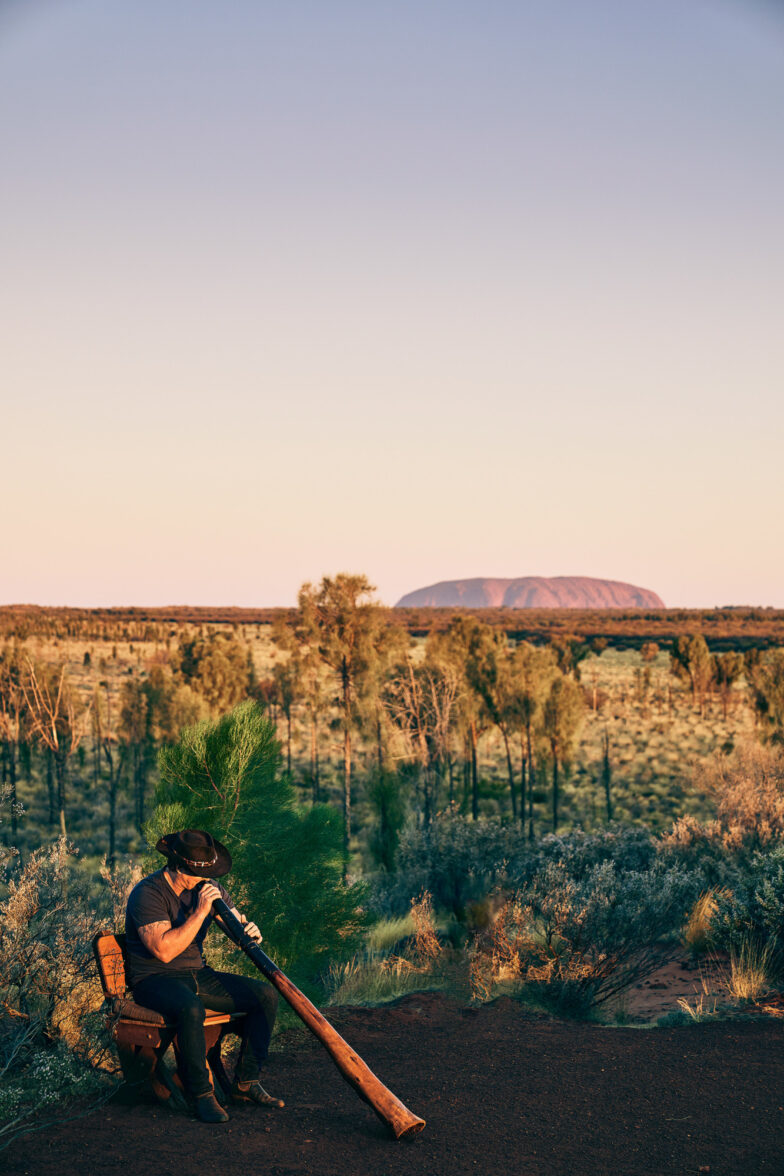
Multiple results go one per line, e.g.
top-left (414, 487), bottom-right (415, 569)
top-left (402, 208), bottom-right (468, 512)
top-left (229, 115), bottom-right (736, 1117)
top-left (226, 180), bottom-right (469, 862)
top-left (128, 883), bottom-right (171, 930)
top-left (217, 882), bottom-right (232, 905)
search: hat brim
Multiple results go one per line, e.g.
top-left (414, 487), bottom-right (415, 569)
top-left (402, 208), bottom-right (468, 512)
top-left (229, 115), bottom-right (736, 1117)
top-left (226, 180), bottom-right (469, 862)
top-left (156, 832), bottom-right (232, 878)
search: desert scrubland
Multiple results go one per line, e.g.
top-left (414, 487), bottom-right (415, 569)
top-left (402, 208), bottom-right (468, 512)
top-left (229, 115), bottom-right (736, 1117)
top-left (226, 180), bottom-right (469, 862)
top-left (3, 584), bottom-right (784, 1161)
top-left (3, 596), bottom-right (781, 862)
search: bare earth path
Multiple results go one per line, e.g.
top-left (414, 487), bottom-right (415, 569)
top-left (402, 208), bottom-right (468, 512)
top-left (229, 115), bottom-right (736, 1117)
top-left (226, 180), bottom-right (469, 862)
top-left (4, 993), bottom-right (783, 1176)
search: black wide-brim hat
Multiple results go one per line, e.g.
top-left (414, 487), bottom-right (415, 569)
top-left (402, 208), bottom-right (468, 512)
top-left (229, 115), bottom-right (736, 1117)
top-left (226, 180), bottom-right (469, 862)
top-left (155, 829), bottom-right (232, 878)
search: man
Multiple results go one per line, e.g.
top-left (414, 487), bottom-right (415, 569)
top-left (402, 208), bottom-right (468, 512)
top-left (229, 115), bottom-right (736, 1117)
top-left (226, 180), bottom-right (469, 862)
top-left (125, 828), bottom-right (283, 1124)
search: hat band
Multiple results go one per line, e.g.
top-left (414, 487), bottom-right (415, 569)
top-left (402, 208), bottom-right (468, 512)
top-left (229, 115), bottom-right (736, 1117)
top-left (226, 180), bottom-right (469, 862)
top-left (179, 850), bottom-right (218, 868)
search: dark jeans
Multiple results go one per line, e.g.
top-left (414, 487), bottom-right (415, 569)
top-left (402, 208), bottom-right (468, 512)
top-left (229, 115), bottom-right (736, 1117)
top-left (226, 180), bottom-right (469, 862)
top-left (133, 967), bottom-right (278, 1097)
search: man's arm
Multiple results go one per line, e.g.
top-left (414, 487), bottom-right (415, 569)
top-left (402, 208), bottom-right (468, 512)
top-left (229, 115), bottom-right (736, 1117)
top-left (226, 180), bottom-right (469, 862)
top-left (137, 882), bottom-right (222, 963)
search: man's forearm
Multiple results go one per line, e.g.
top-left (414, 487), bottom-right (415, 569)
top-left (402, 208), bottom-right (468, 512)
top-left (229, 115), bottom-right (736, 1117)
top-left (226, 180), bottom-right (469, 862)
top-left (152, 911), bottom-right (208, 963)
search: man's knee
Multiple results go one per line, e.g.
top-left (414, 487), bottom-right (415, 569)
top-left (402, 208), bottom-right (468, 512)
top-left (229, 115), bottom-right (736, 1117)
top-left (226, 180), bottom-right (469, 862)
top-left (179, 994), bottom-right (206, 1024)
top-left (262, 984), bottom-right (278, 1018)
top-left (247, 978), bottom-right (278, 1019)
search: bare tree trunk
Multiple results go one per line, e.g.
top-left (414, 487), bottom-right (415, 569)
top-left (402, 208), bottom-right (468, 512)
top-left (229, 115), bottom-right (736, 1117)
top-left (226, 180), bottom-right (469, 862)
top-left (55, 749), bottom-right (68, 837)
top-left (109, 755), bottom-right (118, 868)
top-left (46, 747), bottom-right (56, 829)
top-left (343, 720), bottom-right (351, 869)
top-left (602, 727), bottom-right (612, 823)
top-left (470, 720), bottom-right (479, 821)
top-left (551, 740), bottom-right (559, 833)
top-left (376, 714), bottom-right (384, 773)
top-left (134, 745), bottom-right (141, 833)
top-left (447, 754), bottom-right (454, 806)
top-left (462, 734), bottom-right (471, 811)
top-left (423, 765), bottom-right (432, 827)
top-left (9, 741), bottom-right (17, 837)
top-left (103, 742), bottom-right (126, 871)
top-left (501, 727), bottom-right (517, 821)
top-left (134, 744), bottom-right (148, 834)
top-left (519, 732), bottom-right (526, 830)
top-left (2, 741), bottom-right (18, 838)
top-left (526, 721), bottom-right (536, 841)
top-left (310, 712), bottom-right (318, 803)
top-left (342, 665), bottom-right (351, 876)
top-left (286, 712), bottom-right (292, 776)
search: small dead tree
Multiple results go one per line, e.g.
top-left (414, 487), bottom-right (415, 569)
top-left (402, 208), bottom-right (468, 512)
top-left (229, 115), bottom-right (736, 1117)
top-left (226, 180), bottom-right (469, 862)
top-left (0, 645), bottom-right (25, 839)
top-left (383, 656), bottom-right (461, 825)
top-left (21, 661), bottom-right (90, 838)
top-left (93, 684), bottom-right (127, 870)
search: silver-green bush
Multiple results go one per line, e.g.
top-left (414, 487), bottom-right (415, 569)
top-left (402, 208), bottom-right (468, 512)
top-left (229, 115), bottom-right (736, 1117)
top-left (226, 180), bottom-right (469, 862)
top-left (0, 837), bottom-right (123, 1148)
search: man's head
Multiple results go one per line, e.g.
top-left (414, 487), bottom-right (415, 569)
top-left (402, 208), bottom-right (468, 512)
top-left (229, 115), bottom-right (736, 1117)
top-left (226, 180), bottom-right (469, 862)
top-left (155, 828), bottom-right (232, 879)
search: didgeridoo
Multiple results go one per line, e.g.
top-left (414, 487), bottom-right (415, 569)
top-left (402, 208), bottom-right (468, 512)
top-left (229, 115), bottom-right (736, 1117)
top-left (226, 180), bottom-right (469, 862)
top-left (210, 894), bottom-right (426, 1139)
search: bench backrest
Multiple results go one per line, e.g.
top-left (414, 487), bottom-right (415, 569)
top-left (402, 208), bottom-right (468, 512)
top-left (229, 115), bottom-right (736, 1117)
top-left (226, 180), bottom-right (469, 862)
top-left (93, 930), bottom-right (128, 999)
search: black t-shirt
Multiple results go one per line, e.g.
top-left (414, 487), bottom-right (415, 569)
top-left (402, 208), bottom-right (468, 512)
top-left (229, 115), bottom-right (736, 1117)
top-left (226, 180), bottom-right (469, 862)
top-left (125, 869), bottom-right (231, 987)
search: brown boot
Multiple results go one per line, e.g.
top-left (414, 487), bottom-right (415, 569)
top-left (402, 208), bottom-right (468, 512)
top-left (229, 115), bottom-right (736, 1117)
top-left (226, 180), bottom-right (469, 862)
top-left (231, 1079), bottom-right (285, 1108)
top-left (195, 1092), bottom-right (230, 1123)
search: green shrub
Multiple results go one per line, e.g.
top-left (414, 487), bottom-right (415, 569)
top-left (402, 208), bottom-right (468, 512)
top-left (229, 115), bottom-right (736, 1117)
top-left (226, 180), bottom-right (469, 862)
top-left (711, 844), bottom-right (784, 976)
top-left (0, 838), bottom-right (118, 1148)
top-left (370, 812), bottom-right (527, 918)
top-left (524, 826), bottom-right (659, 882)
top-left (659, 816), bottom-right (747, 888)
top-left (366, 769), bottom-right (407, 873)
top-left (507, 857), bottom-right (700, 1016)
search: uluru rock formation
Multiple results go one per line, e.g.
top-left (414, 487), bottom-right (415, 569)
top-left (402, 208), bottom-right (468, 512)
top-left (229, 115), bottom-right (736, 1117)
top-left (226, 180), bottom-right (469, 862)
top-left (395, 576), bottom-right (664, 609)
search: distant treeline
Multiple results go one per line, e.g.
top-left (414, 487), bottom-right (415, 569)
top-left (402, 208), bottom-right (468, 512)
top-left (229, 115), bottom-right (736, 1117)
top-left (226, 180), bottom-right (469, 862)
top-left (3, 576), bottom-right (784, 879)
top-left (2, 603), bottom-right (784, 650)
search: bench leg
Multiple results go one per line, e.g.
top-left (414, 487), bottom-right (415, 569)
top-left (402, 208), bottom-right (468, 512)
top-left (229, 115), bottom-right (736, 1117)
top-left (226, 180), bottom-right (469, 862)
top-left (114, 1020), bottom-right (234, 1113)
top-left (116, 1042), bottom-right (156, 1087)
top-left (150, 1055), bottom-right (190, 1113)
top-left (115, 1026), bottom-right (190, 1114)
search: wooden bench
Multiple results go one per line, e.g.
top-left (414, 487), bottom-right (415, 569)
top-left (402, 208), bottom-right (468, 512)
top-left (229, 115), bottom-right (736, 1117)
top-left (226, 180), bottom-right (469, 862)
top-left (92, 930), bottom-right (245, 1110)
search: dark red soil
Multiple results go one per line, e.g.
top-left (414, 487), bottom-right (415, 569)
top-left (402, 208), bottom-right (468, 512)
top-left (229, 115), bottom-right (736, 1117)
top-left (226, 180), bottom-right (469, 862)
top-left (4, 993), bottom-right (784, 1176)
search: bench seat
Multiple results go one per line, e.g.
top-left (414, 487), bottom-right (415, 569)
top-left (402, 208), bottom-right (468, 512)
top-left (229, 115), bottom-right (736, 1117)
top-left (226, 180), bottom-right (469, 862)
top-left (111, 996), bottom-right (234, 1027)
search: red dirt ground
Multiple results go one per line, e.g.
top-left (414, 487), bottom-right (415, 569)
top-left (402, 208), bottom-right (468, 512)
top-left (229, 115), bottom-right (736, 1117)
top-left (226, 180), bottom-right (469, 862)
top-left (4, 992), bottom-right (784, 1176)
top-left (624, 953), bottom-right (729, 1021)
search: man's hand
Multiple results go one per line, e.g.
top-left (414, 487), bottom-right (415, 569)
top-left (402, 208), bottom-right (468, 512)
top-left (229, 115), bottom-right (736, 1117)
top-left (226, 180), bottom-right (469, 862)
top-left (218, 903), bottom-right (262, 943)
top-left (195, 882), bottom-right (223, 919)
top-left (239, 914), bottom-right (262, 943)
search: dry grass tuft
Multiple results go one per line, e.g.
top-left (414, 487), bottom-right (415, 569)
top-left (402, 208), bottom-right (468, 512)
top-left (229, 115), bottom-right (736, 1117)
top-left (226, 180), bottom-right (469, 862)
top-left (366, 914), bottom-right (416, 954)
top-left (725, 939), bottom-right (775, 1003)
top-left (327, 953), bottom-right (432, 1006)
top-left (469, 899), bottom-right (528, 1002)
top-left (676, 991), bottom-right (718, 1022)
top-left (410, 891), bottom-right (441, 964)
top-left (682, 889), bottom-right (724, 953)
top-left (328, 892), bottom-right (449, 1007)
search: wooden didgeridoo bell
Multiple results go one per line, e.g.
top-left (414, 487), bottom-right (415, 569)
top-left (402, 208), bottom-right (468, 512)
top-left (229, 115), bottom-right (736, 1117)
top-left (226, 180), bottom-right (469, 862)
top-left (211, 895), bottom-right (426, 1139)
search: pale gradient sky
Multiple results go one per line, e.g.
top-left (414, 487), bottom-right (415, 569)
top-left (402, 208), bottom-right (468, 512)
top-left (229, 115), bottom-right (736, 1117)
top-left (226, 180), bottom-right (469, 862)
top-left (1, 0), bottom-right (782, 608)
